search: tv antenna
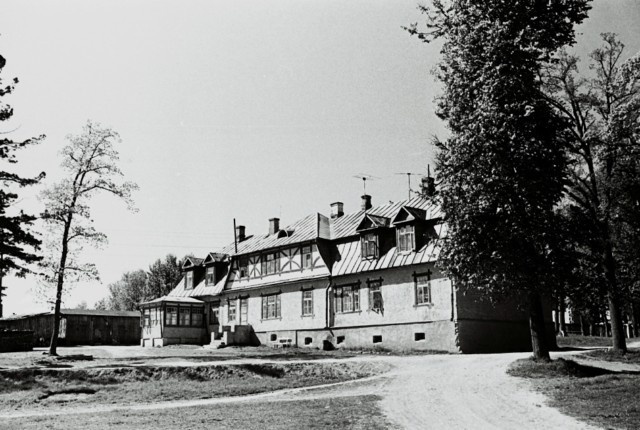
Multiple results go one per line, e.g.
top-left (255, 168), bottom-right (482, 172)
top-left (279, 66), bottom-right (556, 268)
top-left (395, 172), bottom-right (422, 199)
top-left (353, 174), bottom-right (380, 195)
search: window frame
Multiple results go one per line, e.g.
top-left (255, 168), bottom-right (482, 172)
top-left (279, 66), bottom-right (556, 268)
top-left (165, 306), bottom-right (178, 326)
top-left (361, 233), bottom-right (379, 259)
top-left (334, 283), bottom-right (361, 314)
top-left (368, 278), bottom-right (383, 312)
top-left (397, 224), bottom-right (416, 253)
top-left (414, 270), bottom-right (433, 306)
top-left (178, 306), bottom-right (191, 326)
top-left (185, 270), bottom-right (194, 290)
top-left (191, 307), bottom-right (204, 327)
top-left (301, 289), bottom-right (314, 316)
top-left (301, 245), bottom-right (313, 269)
top-left (238, 256), bottom-right (249, 278)
top-left (261, 293), bottom-right (282, 320)
top-left (143, 308), bottom-right (150, 327)
top-left (205, 266), bottom-right (215, 285)
top-left (228, 299), bottom-right (237, 323)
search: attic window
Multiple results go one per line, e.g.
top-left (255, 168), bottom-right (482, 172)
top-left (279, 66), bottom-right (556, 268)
top-left (277, 229), bottom-right (294, 238)
top-left (397, 225), bottom-right (415, 253)
top-left (361, 233), bottom-right (378, 259)
top-left (205, 266), bottom-right (215, 285)
top-left (185, 271), bottom-right (194, 290)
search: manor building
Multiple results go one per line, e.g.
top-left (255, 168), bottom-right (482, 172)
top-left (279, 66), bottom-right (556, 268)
top-left (140, 193), bottom-right (550, 353)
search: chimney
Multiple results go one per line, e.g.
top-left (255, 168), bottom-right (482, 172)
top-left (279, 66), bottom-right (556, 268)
top-left (269, 218), bottom-right (280, 235)
top-left (361, 194), bottom-right (372, 211)
top-left (330, 202), bottom-right (344, 219)
top-left (421, 177), bottom-right (436, 197)
top-left (236, 225), bottom-right (246, 242)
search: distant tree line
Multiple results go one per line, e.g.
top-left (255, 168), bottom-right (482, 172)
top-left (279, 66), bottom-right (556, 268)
top-left (95, 254), bottom-right (185, 311)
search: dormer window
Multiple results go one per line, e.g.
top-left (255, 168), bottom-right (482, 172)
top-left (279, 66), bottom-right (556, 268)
top-left (361, 233), bottom-right (378, 259)
top-left (397, 225), bottom-right (415, 253)
top-left (205, 266), bottom-right (215, 285)
top-left (185, 271), bottom-right (194, 290)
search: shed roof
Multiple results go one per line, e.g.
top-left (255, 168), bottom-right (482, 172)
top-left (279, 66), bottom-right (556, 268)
top-left (0, 309), bottom-right (140, 321)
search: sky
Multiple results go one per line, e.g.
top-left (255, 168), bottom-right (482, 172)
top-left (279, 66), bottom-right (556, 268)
top-left (1, 0), bottom-right (639, 315)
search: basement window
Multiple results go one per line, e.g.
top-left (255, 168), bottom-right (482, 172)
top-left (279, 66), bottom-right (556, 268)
top-left (372, 335), bottom-right (382, 344)
top-left (414, 332), bottom-right (426, 341)
top-left (304, 337), bottom-right (313, 345)
top-left (270, 334), bottom-right (278, 342)
top-left (336, 336), bottom-right (345, 344)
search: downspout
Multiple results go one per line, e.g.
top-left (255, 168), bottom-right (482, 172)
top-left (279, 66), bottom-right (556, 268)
top-left (450, 278), bottom-right (456, 321)
top-left (325, 276), bottom-right (333, 329)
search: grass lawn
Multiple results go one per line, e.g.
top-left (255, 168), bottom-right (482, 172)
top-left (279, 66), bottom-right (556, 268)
top-left (0, 361), bottom-right (385, 412)
top-left (556, 335), bottom-right (617, 349)
top-left (1, 394), bottom-right (394, 430)
top-left (509, 357), bottom-right (640, 429)
top-left (582, 349), bottom-right (640, 364)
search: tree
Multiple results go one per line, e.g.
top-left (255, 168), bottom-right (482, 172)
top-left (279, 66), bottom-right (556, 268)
top-left (0, 52), bottom-right (45, 317)
top-left (106, 270), bottom-right (148, 311)
top-left (544, 34), bottom-right (640, 352)
top-left (408, 0), bottom-right (590, 360)
top-left (146, 254), bottom-right (182, 299)
top-left (39, 120), bottom-right (137, 355)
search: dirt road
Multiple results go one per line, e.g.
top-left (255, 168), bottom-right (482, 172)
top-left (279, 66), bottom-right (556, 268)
top-left (377, 352), bottom-right (598, 429)
top-left (0, 350), bottom-right (604, 429)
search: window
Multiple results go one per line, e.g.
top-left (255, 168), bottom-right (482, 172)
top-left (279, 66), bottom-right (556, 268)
top-left (301, 245), bottom-right (313, 269)
top-left (166, 306), bottom-right (178, 326)
top-left (143, 308), bottom-right (150, 327)
top-left (397, 225), bottom-right (415, 252)
top-left (415, 272), bottom-right (432, 305)
top-left (191, 308), bottom-right (204, 327)
top-left (368, 279), bottom-right (383, 312)
top-left (185, 271), bottom-right (194, 290)
top-left (210, 302), bottom-right (220, 325)
top-left (205, 266), bottom-right (215, 285)
top-left (179, 307), bottom-right (191, 326)
top-left (262, 252), bottom-right (280, 276)
top-left (262, 293), bottom-right (281, 319)
top-left (228, 300), bottom-right (237, 322)
top-left (302, 289), bottom-right (313, 316)
top-left (335, 284), bottom-right (360, 313)
top-left (361, 233), bottom-right (378, 259)
top-left (239, 257), bottom-right (248, 278)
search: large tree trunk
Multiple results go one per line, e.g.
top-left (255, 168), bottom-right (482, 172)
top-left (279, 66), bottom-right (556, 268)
top-left (603, 243), bottom-right (627, 352)
top-left (49, 219), bottom-right (71, 356)
top-left (528, 291), bottom-right (550, 361)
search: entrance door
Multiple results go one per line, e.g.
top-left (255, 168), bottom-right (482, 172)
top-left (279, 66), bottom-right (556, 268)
top-left (239, 298), bottom-right (248, 325)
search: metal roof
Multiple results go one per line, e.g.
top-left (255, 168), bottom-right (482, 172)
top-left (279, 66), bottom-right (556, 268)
top-left (139, 296), bottom-right (204, 306)
top-left (219, 213), bottom-right (327, 256)
top-left (330, 196), bottom-right (441, 239)
top-left (331, 223), bottom-right (445, 276)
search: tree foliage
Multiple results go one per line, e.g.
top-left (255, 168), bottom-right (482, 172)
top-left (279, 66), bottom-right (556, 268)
top-left (409, 0), bottom-right (590, 360)
top-left (544, 34), bottom-right (640, 351)
top-left (39, 120), bottom-right (137, 355)
top-left (99, 254), bottom-right (183, 311)
top-left (0, 52), bottom-right (45, 316)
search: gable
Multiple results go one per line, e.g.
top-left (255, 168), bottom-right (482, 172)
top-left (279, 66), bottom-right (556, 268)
top-left (355, 214), bottom-right (391, 232)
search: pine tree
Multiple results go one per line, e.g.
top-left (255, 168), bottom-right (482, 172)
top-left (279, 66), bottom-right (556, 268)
top-left (0, 53), bottom-right (45, 317)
